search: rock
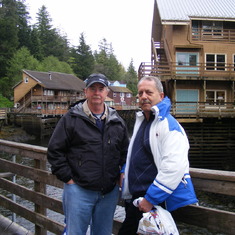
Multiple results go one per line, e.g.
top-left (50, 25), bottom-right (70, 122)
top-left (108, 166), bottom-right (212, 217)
top-left (0, 125), bottom-right (36, 143)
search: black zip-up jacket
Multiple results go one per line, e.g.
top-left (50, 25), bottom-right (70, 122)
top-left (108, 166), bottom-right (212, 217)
top-left (47, 101), bottom-right (129, 194)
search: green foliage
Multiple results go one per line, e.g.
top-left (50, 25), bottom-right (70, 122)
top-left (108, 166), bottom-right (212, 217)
top-left (7, 46), bottom-right (40, 84)
top-left (69, 33), bottom-right (95, 80)
top-left (94, 38), bottom-right (125, 81)
top-left (38, 56), bottom-right (74, 74)
top-left (34, 5), bottom-right (70, 61)
top-left (16, 0), bottom-right (32, 49)
top-left (0, 77), bottom-right (13, 100)
top-left (0, 94), bottom-right (13, 108)
top-left (0, 0), bottom-right (19, 77)
top-left (0, 1), bottom-right (139, 99)
top-left (125, 59), bottom-right (138, 96)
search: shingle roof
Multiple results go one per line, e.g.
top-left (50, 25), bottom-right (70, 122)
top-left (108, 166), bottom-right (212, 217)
top-left (109, 86), bottom-right (132, 93)
top-left (23, 70), bottom-right (85, 91)
top-left (156, 0), bottom-right (235, 24)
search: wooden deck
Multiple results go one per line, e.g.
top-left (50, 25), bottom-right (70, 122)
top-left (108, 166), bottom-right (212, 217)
top-left (0, 139), bottom-right (235, 234)
top-left (0, 108), bottom-right (8, 131)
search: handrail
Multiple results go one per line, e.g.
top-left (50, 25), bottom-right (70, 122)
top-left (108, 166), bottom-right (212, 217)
top-left (171, 101), bottom-right (235, 118)
top-left (0, 139), bottom-right (235, 234)
top-left (191, 28), bottom-right (235, 42)
top-left (138, 61), bottom-right (235, 79)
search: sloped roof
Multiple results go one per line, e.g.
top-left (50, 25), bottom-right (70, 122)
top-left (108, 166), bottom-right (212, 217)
top-left (156, 0), bottom-right (235, 24)
top-left (23, 70), bottom-right (85, 91)
top-left (109, 86), bottom-right (132, 93)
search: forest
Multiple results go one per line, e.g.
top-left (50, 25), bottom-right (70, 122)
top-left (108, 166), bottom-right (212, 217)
top-left (0, 0), bottom-right (138, 107)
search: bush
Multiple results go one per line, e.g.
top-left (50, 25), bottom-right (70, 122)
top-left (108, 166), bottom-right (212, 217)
top-left (0, 95), bottom-right (13, 108)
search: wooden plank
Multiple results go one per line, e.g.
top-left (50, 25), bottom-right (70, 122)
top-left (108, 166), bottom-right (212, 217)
top-left (0, 158), bottom-right (63, 188)
top-left (0, 139), bottom-right (47, 161)
top-left (0, 177), bottom-right (63, 214)
top-left (172, 205), bottom-right (235, 235)
top-left (190, 168), bottom-right (235, 182)
top-left (0, 172), bottom-right (15, 178)
top-left (0, 194), bottom-right (64, 235)
top-left (192, 178), bottom-right (235, 196)
top-left (112, 205), bottom-right (235, 235)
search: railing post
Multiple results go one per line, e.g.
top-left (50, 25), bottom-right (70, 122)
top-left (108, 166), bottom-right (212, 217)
top-left (12, 154), bottom-right (16, 222)
top-left (34, 158), bottom-right (47, 235)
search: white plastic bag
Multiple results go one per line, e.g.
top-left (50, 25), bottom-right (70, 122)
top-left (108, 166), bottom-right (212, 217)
top-left (134, 198), bottom-right (179, 235)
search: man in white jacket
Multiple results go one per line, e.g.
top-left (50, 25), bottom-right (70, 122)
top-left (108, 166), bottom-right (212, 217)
top-left (118, 76), bottom-right (198, 235)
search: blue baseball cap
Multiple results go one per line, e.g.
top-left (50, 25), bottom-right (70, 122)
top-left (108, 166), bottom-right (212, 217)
top-left (85, 73), bottom-right (109, 88)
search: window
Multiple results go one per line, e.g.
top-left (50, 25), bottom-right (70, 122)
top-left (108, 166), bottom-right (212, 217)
top-left (206, 90), bottom-right (225, 105)
top-left (113, 92), bottom-right (116, 98)
top-left (206, 54), bottom-right (225, 70)
top-left (202, 21), bottom-right (223, 37)
top-left (176, 52), bottom-right (199, 74)
top-left (126, 93), bottom-right (132, 98)
top-left (24, 77), bottom-right (28, 83)
top-left (192, 21), bottom-right (199, 39)
top-left (120, 92), bottom-right (124, 97)
top-left (43, 89), bottom-right (54, 96)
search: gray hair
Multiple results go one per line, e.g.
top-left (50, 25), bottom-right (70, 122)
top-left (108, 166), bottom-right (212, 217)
top-left (138, 76), bottom-right (163, 93)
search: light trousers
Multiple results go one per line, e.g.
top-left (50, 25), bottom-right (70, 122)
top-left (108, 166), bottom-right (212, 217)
top-left (63, 183), bottom-right (119, 235)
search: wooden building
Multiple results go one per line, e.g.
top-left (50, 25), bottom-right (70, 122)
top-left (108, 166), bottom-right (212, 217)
top-left (108, 86), bottom-right (134, 108)
top-left (13, 70), bottom-right (85, 116)
top-left (138, 0), bottom-right (235, 170)
top-left (139, 0), bottom-right (235, 119)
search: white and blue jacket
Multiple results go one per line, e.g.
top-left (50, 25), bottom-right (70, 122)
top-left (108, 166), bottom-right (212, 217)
top-left (122, 97), bottom-right (198, 212)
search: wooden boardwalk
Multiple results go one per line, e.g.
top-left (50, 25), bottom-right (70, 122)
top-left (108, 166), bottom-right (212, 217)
top-left (0, 139), bottom-right (235, 235)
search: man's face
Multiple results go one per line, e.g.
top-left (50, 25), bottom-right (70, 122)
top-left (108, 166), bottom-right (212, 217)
top-left (85, 83), bottom-right (108, 106)
top-left (138, 80), bottom-right (164, 113)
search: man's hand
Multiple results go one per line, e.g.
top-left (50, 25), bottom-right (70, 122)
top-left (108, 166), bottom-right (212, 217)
top-left (66, 179), bottom-right (75, 184)
top-left (118, 173), bottom-right (124, 187)
top-left (138, 198), bottom-right (153, 212)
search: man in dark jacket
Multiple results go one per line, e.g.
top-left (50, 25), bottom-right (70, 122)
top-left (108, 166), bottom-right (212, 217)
top-left (47, 73), bottom-right (129, 235)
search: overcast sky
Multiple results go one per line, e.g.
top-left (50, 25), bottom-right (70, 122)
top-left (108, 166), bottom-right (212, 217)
top-left (25, 0), bottom-right (154, 70)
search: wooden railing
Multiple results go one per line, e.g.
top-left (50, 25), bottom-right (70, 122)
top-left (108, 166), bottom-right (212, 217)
top-left (15, 95), bottom-right (83, 115)
top-left (0, 139), bottom-right (235, 234)
top-left (191, 28), bottom-right (235, 42)
top-left (138, 62), bottom-right (235, 79)
top-left (0, 108), bottom-right (8, 131)
top-left (171, 102), bottom-right (235, 118)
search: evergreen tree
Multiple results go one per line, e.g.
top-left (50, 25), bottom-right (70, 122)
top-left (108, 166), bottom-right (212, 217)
top-left (125, 59), bottom-right (138, 96)
top-left (0, 0), bottom-right (19, 78)
top-left (16, 0), bottom-right (32, 49)
top-left (69, 33), bottom-right (94, 80)
top-left (28, 26), bottom-right (44, 60)
top-left (34, 5), bottom-right (70, 61)
top-left (94, 38), bottom-right (125, 81)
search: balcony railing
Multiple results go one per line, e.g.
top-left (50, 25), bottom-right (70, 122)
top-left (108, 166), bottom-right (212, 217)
top-left (31, 95), bottom-right (82, 103)
top-left (192, 28), bottom-right (235, 42)
top-left (138, 62), bottom-right (235, 79)
top-left (171, 102), bottom-right (235, 118)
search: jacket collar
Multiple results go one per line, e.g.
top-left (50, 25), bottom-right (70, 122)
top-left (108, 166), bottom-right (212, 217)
top-left (83, 100), bottom-right (108, 123)
top-left (136, 96), bottom-right (171, 121)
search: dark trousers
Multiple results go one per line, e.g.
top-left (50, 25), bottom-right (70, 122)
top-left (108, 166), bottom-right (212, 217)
top-left (118, 192), bottom-right (146, 235)
top-left (118, 200), bottom-right (143, 235)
